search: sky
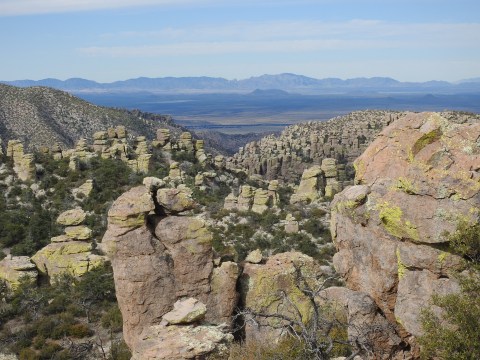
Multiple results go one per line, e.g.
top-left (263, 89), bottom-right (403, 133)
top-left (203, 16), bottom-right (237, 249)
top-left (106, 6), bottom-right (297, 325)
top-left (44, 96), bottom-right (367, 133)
top-left (0, 0), bottom-right (479, 82)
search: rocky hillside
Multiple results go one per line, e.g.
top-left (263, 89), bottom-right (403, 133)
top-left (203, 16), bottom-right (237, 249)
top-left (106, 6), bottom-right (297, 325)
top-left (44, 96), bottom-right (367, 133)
top-left (0, 84), bottom-right (184, 150)
top-left (227, 110), bottom-right (480, 184)
top-left (0, 109), bottom-right (479, 359)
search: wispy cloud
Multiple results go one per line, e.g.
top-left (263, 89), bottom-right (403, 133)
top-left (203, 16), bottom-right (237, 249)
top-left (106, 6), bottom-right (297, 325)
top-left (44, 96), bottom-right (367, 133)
top-left (0, 0), bottom-right (204, 16)
top-left (0, 0), bottom-right (321, 16)
top-left (80, 20), bottom-right (480, 57)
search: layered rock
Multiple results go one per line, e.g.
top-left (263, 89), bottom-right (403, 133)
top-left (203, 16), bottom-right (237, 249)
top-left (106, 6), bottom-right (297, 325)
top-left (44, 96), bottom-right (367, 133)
top-left (32, 208), bottom-right (105, 283)
top-left (331, 112), bottom-right (480, 353)
top-left (0, 255), bottom-right (38, 289)
top-left (224, 181), bottom-right (279, 213)
top-left (6, 140), bottom-right (35, 181)
top-left (153, 128), bottom-right (171, 150)
top-left (102, 184), bottom-right (238, 358)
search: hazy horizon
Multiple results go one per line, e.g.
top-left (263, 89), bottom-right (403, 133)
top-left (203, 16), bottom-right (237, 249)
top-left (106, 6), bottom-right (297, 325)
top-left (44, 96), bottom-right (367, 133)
top-left (3, 73), bottom-right (479, 84)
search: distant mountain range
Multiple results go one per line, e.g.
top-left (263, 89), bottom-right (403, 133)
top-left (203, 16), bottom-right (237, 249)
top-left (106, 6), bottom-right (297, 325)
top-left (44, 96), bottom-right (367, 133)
top-left (2, 73), bottom-right (480, 95)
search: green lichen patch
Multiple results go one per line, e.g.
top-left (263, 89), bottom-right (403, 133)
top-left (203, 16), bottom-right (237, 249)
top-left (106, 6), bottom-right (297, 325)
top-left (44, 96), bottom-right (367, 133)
top-left (410, 128), bottom-right (442, 158)
top-left (396, 248), bottom-right (407, 279)
top-left (377, 201), bottom-right (420, 241)
top-left (393, 177), bottom-right (418, 194)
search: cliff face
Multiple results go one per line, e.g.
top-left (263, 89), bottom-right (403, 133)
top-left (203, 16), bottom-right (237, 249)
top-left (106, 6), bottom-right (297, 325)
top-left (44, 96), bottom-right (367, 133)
top-left (0, 84), bottom-right (181, 150)
top-left (331, 112), bottom-right (480, 351)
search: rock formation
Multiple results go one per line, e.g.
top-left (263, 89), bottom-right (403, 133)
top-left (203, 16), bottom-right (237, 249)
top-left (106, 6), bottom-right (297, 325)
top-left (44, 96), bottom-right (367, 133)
top-left (284, 213), bottom-right (299, 233)
top-left (228, 110), bottom-right (406, 183)
top-left (240, 252), bottom-right (323, 341)
top-left (71, 179), bottom-right (94, 200)
top-left (331, 112), bottom-right (480, 354)
top-left (6, 140), bottom-right (35, 181)
top-left (32, 208), bottom-right (106, 283)
top-left (0, 255), bottom-right (38, 289)
top-left (290, 159), bottom-right (344, 204)
top-left (224, 181), bottom-right (279, 213)
top-left (102, 182), bottom-right (238, 359)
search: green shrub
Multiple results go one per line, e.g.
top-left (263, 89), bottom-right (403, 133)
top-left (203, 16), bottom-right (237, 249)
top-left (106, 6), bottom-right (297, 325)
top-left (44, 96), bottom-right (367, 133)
top-left (109, 339), bottom-right (132, 360)
top-left (19, 348), bottom-right (39, 360)
top-left (101, 305), bottom-right (123, 333)
top-left (419, 219), bottom-right (480, 359)
top-left (419, 273), bottom-right (480, 359)
top-left (38, 342), bottom-right (62, 359)
top-left (67, 323), bottom-right (92, 338)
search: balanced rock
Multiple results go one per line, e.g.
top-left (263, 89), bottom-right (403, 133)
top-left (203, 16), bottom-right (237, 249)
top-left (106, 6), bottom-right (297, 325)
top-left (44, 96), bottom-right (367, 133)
top-left (102, 185), bottom-right (239, 356)
top-left (57, 208), bottom-right (86, 226)
top-left (64, 225), bottom-right (92, 240)
top-left (168, 162), bottom-right (183, 180)
top-left (143, 176), bottom-right (165, 193)
top-left (107, 186), bottom-right (155, 233)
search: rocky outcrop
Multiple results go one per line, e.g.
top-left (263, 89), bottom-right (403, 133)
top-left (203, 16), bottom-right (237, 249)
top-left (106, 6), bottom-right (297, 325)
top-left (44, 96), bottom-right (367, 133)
top-left (102, 183), bottom-right (238, 358)
top-left (290, 165), bottom-right (324, 203)
top-left (321, 287), bottom-right (406, 359)
top-left (331, 112), bottom-right (480, 354)
top-left (71, 179), bottom-right (93, 200)
top-left (224, 180), bottom-right (279, 213)
top-left (0, 255), bottom-right (37, 289)
top-left (228, 110), bottom-right (406, 183)
top-left (239, 252), bottom-right (322, 341)
top-left (6, 140), bottom-right (35, 181)
top-left (32, 208), bottom-right (106, 283)
top-left (290, 159), bottom-right (344, 204)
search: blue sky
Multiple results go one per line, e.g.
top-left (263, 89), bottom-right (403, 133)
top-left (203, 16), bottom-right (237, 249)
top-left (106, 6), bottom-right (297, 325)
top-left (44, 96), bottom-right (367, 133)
top-left (0, 0), bottom-right (479, 82)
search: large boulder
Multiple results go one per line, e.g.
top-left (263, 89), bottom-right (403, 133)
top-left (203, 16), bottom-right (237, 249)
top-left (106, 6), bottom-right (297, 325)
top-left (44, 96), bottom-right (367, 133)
top-left (131, 324), bottom-right (232, 360)
top-left (331, 112), bottom-right (480, 354)
top-left (31, 242), bottom-right (105, 282)
top-left (56, 208), bottom-right (86, 226)
top-left (0, 256), bottom-right (37, 289)
top-left (239, 252), bottom-right (322, 341)
top-left (102, 185), bottom-right (239, 358)
top-left (162, 298), bottom-right (207, 325)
